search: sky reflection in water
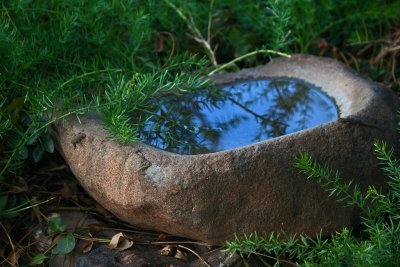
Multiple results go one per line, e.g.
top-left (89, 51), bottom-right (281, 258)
top-left (140, 79), bottom-right (338, 154)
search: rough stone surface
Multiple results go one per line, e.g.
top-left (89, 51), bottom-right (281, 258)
top-left (52, 54), bottom-right (400, 245)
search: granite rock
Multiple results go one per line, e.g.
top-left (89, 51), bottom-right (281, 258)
top-left (52, 55), bottom-right (400, 244)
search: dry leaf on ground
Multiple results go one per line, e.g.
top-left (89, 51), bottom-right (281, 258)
top-left (107, 232), bottom-right (133, 251)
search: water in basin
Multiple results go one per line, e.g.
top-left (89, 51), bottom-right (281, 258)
top-left (139, 78), bottom-right (338, 154)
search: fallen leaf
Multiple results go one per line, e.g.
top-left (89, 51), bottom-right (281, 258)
top-left (107, 232), bottom-right (133, 251)
top-left (159, 246), bottom-right (173, 256)
top-left (116, 239), bottom-right (134, 251)
top-left (8, 249), bottom-right (22, 266)
top-left (174, 249), bottom-right (188, 261)
top-left (108, 233), bottom-right (123, 249)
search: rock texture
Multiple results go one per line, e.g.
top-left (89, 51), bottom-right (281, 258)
top-left (52, 54), bottom-right (400, 245)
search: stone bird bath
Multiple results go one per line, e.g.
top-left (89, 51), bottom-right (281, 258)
top-left (53, 55), bottom-right (399, 244)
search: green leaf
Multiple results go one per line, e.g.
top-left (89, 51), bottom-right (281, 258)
top-left (48, 217), bottom-right (66, 235)
top-left (27, 134), bottom-right (38, 145)
top-left (30, 253), bottom-right (48, 265)
top-left (42, 135), bottom-right (54, 153)
top-left (32, 145), bottom-right (44, 163)
top-left (52, 233), bottom-right (76, 255)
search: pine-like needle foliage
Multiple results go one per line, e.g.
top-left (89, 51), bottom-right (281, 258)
top-left (0, 0), bottom-right (213, 176)
top-left (226, 141), bottom-right (400, 266)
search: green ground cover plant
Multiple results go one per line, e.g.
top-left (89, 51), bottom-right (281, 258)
top-left (227, 142), bottom-right (400, 266)
top-left (0, 0), bottom-right (399, 265)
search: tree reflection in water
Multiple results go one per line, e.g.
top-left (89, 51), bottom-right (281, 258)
top-left (139, 78), bottom-right (338, 154)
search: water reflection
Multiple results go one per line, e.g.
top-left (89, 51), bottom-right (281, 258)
top-left (139, 78), bottom-right (338, 154)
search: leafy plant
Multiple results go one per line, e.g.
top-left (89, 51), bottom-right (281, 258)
top-left (0, 196), bottom-right (30, 220)
top-left (98, 57), bottom-right (210, 143)
top-left (0, 0), bottom-right (216, 177)
top-left (226, 141), bottom-right (400, 266)
top-left (29, 216), bottom-right (76, 265)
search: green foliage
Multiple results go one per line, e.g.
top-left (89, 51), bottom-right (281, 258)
top-left (265, 0), bottom-right (293, 52)
top-left (296, 153), bottom-right (367, 210)
top-left (158, 0), bottom-right (399, 60)
top-left (267, 0), bottom-right (400, 52)
top-left (0, 196), bottom-right (31, 220)
top-left (48, 216), bottom-right (67, 235)
top-left (99, 57), bottom-right (210, 143)
top-left (34, 216), bottom-right (77, 263)
top-left (30, 253), bottom-right (47, 265)
top-left (0, 0), bottom-right (213, 178)
top-left (52, 233), bottom-right (76, 255)
top-left (227, 141), bottom-right (400, 266)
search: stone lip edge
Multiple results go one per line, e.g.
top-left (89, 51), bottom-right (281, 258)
top-left (212, 54), bottom-right (379, 118)
top-left (124, 54), bottom-right (399, 157)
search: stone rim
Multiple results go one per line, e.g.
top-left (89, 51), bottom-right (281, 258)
top-left (131, 54), bottom-right (389, 157)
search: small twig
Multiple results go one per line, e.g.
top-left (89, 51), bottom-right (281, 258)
top-left (176, 244), bottom-right (211, 267)
top-left (188, 13), bottom-right (203, 39)
top-left (163, 0), bottom-right (218, 66)
top-left (151, 240), bottom-right (212, 246)
top-left (391, 52), bottom-right (397, 82)
top-left (208, 49), bottom-right (290, 76)
top-left (158, 31), bottom-right (176, 67)
top-left (20, 197), bottom-right (56, 212)
top-left (102, 227), bottom-right (160, 236)
top-left (46, 207), bottom-right (95, 212)
top-left (58, 69), bottom-right (123, 90)
top-left (189, 34), bottom-right (218, 66)
top-left (73, 234), bottom-right (110, 243)
top-left (0, 221), bottom-right (15, 252)
top-left (344, 51), bottom-right (360, 71)
top-left (249, 250), bottom-right (297, 266)
top-left (0, 257), bottom-right (15, 267)
top-left (386, 45), bottom-right (400, 53)
top-left (207, 0), bottom-right (215, 44)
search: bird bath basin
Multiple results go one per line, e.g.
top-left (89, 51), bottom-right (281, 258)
top-left (53, 55), bottom-right (399, 244)
top-left (140, 78), bottom-right (338, 154)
